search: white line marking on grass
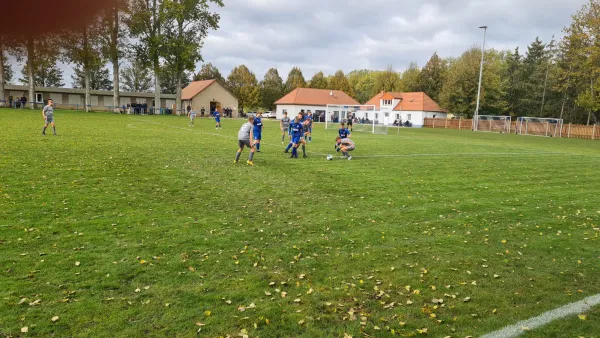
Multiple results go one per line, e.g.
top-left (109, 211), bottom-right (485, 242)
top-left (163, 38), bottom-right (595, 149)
top-left (481, 294), bottom-right (600, 338)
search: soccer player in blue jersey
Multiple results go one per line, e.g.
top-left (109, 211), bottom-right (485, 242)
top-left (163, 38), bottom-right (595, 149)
top-left (337, 122), bottom-right (351, 150)
top-left (253, 112), bottom-right (264, 152)
top-left (213, 109), bottom-right (222, 129)
top-left (284, 117), bottom-right (308, 158)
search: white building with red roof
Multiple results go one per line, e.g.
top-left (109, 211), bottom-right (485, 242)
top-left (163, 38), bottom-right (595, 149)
top-left (275, 88), bottom-right (360, 121)
top-left (364, 92), bottom-right (448, 127)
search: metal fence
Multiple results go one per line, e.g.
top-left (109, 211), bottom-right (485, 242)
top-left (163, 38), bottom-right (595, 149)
top-left (423, 118), bottom-right (600, 140)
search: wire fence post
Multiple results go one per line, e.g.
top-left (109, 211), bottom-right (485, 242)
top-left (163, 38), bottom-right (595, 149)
top-left (568, 123), bottom-right (572, 138)
top-left (593, 124), bottom-right (596, 140)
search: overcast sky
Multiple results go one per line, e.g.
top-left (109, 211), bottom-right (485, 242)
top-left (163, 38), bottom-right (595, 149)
top-left (8, 0), bottom-right (587, 87)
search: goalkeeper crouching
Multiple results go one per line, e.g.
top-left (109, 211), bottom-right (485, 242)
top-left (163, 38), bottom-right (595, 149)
top-left (335, 136), bottom-right (355, 160)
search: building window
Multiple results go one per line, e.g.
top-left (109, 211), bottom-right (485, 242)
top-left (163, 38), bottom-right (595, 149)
top-left (35, 93), bottom-right (43, 103)
top-left (375, 113), bottom-right (379, 119)
top-left (365, 113), bottom-right (369, 119)
top-left (385, 113), bottom-right (389, 117)
top-left (396, 114), bottom-right (400, 119)
top-left (407, 114), bottom-right (412, 121)
top-left (383, 99), bottom-right (393, 106)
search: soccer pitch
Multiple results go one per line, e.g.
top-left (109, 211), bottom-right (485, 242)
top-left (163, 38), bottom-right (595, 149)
top-left (1, 109), bottom-right (599, 337)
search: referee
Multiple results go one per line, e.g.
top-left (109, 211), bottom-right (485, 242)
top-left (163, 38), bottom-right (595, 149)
top-left (347, 112), bottom-right (353, 131)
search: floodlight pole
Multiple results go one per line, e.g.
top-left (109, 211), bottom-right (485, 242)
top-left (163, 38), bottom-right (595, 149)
top-left (473, 25), bottom-right (487, 131)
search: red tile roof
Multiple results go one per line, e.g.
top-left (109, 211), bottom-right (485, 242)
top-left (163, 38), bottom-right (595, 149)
top-left (275, 88), bottom-right (360, 106)
top-left (182, 80), bottom-right (217, 100)
top-left (365, 92), bottom-right (446, 112)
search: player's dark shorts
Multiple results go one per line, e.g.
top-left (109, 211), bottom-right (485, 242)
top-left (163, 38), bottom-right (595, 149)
top-left (292, 136), bottom-right (302, 144)
top-left (347, 119), bottom-right (353, 126)
top-left (215, 118), bottom-right (221, 123)
top-left (45, 116), bottom-right (54, 123)
top-left (253, 132), bottom-right (262, 140)
top-left (238, 139), bottom-right (252, 149)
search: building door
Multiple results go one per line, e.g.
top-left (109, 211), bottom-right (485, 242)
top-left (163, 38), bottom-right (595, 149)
top-left (210, 101), bottom-right (221, 114)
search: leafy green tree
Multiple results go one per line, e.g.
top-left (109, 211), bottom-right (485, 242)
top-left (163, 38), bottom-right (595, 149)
top-left (62, 22), bottom-right (104, 111)
top-left (99, 0), bottom-right (128, 112)
top-left (0, 36), bottom-right (15, 105)
top-left (20, 54), bottom-right (64, 87)
top-left (128, 0), bottom-right (167, 108)
top-left (11, 34), bottom-right (54, 108)
top-left (227, 65), bottom-right (260, 110)
top-left (328, 70), bottom-right (354, 97)
top-left (159, 64), bottom-right (190, 94)
top-left (559, 0), bottom-right (600, 124)
top-left (162, 0), bottom-right (222, 113)
top-left (308, 71), bottom-right (328, 89)
top-left (260, 68), bottom-right (284, 111)
top-left (347, 70), bottom-right (376, 103)
top-left (121, 59), bottom-right (153, 92)
top-left (402, 62), bottom-right (423, 92)
top-left (194, 62), bottom-right (224, 82)
top-left (72, 63), bottom-right (113, 90)
top-left (420, 52), bottom-right (447, 103)
top-left (285, 66), bottom-right (306, 92)
top-left (439, 47), bottom-right (507, 117)
top-left (372, 67), bottom-right (402, 96)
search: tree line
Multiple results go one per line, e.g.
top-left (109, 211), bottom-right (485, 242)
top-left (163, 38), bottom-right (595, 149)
top-left (0, 0), bottom-right (598, 124)
top-left (0, 0), bottom-right (222, 112)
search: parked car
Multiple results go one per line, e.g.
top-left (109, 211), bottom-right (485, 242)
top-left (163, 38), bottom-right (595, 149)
top-left (263, 111), bottom-right (276, 118)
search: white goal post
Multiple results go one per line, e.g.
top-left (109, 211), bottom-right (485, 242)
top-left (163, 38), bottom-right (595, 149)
top-left (474, 115), bottom-right (512, 133)
top-left (516, 117), bottom-right (564, 138)
top-left (325, 104), bottom-right (387, 134)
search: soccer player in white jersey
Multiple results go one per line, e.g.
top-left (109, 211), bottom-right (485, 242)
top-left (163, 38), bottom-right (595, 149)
top-left (335, 136), bottom-right (355, 160)
top-left (235, 116), bottom-right (256, 166)
top-left (42, 98), bottom-right (57, 136)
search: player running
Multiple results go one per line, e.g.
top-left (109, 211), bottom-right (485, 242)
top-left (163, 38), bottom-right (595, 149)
top-left (280, 111), bottom-right (291, 144)
top-left (42, 98), bottom-right (57, 136)
top-left (284, 116), bottom-right (308, 158)
top-left (253, 112), bottom-right (264, 152)
top-left (213, 109), bottom-right (222, 129)
top-left (335, 136), bottom-right (355, 160)
top-left (234, 115), bottom-right (256, 166)
top-left (188, 108), bottom-right (197, 127)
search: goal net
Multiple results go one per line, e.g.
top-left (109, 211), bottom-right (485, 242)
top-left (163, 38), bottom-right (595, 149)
top-left (516, 117), bottom-right (563, 137)
top-left (474, 115), bottom-right (512, 133)
top-left (325, 105), bottom-right (387, 134)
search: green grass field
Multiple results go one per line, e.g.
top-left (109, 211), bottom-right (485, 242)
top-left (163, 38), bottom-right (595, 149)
top-left (1, 109), bottom-right (599, 337)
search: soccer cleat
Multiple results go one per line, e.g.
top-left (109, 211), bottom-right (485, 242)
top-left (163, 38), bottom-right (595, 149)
top-left (348, 156), bottom-right (353, 160)
top-left (246, 160), bottom-right (254, 166)
top-left (303, 154), bottom-right (308, 158)
top-left (234, 160), bottom-right (238, 164)
top-left (284, 149), bottom-right (289, 153)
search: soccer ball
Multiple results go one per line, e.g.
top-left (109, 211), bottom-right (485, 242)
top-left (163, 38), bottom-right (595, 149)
top-left (326, 155), bottom-right (333, 161)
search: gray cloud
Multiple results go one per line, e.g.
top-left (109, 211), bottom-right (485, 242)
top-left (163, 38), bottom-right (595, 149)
top-left (201, 0), bottom-right (586, 81)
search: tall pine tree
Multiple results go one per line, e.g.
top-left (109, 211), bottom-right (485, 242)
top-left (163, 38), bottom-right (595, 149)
top-left (420, 52), bottom-right (447, 102)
